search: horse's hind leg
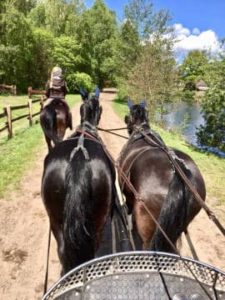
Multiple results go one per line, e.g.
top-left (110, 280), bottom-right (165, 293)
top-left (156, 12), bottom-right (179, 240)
top-left (50, 220), bottom-right (65, 274)
top-left (133, 201), bottom-right (156, 250)
top-left (45, 134), bottom-right (53, 152)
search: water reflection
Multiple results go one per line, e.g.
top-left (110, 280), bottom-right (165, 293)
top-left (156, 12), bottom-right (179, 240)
top-left (157, 101), bottom-right (225, 158)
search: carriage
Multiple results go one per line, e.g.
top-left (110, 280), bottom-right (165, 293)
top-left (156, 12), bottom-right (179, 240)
top-left (41, 93), bottom-right (225, 300)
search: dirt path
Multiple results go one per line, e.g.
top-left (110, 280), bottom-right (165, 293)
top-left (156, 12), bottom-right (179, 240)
top-left (0, 92), bottom-right (224, 300)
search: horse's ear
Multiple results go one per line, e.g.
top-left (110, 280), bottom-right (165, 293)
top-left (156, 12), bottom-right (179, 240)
top-left (80, 103), bottom-right (85, 123)
top-left (127, 98), bottom-right (133, 109)
top-left (140, 100), bottom-right (147, 108)
top-left (99, 105), bottom-right (102, 116)
top-left (80, 87), bottom-right (88, 100)
top-left (124, 115), bottom-right (130, 124)
top-left (95, 86), bottom-right (100, 100)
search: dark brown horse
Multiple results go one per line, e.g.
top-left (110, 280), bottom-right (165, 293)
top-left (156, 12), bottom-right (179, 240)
top-left (40, 97), bottom-right (72, 152)
top-left (41, 98), bottom-right (122, 275)
top-left (118, 100), bottom-right (206, 253)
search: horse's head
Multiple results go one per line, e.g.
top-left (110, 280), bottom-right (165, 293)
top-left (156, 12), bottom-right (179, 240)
top-left (80, 86), bottom-right (100, 102)
top-left (125, 99), bottom-right (149, 135)
top-left (80, 98), bottom-right (102, 127)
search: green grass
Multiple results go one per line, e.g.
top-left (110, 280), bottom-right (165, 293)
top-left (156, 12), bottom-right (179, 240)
top-left (0, 94), bottom-right (80, 198)
top-left (113, 97), bottom-right (225, 208)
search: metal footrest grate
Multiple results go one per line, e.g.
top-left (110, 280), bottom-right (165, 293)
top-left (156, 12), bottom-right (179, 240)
top-left (43, 252), bottom-right (225, 300)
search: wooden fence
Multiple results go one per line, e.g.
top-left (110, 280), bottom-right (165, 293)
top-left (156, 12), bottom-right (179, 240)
top-left (0, 91), bottom-right (46, 139)
top-left (0, 84), bottom-right (17, 95)
top-left (28, 86), bottom-right (45, 98)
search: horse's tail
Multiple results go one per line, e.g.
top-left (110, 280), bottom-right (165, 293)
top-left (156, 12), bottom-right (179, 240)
top-left (62, 152), bottom-right (95, 274)
top-left (150, 162), bottom-right (197, 253)
top-left (40, 106), bottom-right (61, 145)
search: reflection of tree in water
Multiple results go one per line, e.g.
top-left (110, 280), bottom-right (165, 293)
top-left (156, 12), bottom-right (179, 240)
top-left (156, 101), bottom-right (204, 145)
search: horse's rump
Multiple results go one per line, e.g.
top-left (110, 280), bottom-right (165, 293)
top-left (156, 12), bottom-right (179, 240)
top-left (40, 98), bottom-right (72, 151)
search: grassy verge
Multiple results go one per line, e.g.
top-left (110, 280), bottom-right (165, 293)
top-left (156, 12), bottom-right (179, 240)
top-left (0, 94), bottom-right (80, 198)
top-left (113, 97), bottom-right (225, 208)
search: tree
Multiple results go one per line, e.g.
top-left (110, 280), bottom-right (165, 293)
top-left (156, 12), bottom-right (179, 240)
top-left (119, 0), bottom-right (176, 115)
top-left (115, 19), bottom-right (140, 82)
top-left (197, 57), bottom-right (225, 152)
top-left (124, 0), bottom-right (170, 39)
top-left (29, 0), bottom-right (84, 36)
top-left (76, 0), bottom-right (118, 87)
top-left (179, 50), bottom-right (209, 90)
top-left (126, 38), bottom-right (177, 117)
top-left (29, 28), bottom-right (55, 89)
top-left (14, 0), bottom-right (37, 15)
top-left (52, 36), bottom-right (83, 75)
top-left (197, 87), bottom-right (225, 152)
top-left (0, 2), bottom-right (34, 91)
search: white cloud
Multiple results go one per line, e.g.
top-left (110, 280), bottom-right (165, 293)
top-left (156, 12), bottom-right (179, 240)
top-left (173, 23), bottom-right (190, 37)
top-left (172, 23), bottom-right (222, 57)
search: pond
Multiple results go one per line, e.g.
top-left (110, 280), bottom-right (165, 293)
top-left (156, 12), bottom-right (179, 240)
top-left (157, 101), bottom-right (225, 158)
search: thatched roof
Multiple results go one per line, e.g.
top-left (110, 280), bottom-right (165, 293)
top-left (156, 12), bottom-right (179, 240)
top-left (195, 80), bottom-right (208, 91)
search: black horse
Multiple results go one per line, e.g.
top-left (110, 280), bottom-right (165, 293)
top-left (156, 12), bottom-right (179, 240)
top-left (40, 98), bottom-right (72, 152)
top-left (118, 100), bottom-right (206, 253)
top-left (42, 98), bottom-right (120, 275)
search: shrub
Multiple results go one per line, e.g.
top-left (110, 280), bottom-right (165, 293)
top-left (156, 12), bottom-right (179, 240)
top-left (66, 72), bottom-right (94, 93)
top-left (197, 87), bottom-right (225, 152)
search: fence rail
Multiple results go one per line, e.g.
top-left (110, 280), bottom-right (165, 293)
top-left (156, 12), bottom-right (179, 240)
top-left (0, 89), bottom-right (46, 139)
top-left (28, 86), bottom-right (45, 98)
top-left (0, 84), bottom-right (17, 95)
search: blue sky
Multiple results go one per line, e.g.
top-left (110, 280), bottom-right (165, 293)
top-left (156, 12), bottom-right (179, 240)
top-left (85, 1), bottom-right (225, 57)
top-left (85, 0), bottom-right (225, 38)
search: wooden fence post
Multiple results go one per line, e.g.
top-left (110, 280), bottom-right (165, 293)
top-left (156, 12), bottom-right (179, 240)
top-left (5, 105), bottom-right (12, 138)
top-left (28, 99), bottom-right (33, 126)
top-left (40, 95), bottom-right (44, 110)
top-left (28, 86), bottom-right (32, 99)
top-left (13, 85), bottom-right (17, 95)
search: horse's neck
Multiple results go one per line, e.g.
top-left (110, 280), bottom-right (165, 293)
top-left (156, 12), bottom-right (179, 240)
top-left (118, 126), bottom-right (165, 168)
top-left (129, 125), bottom-right (166, 149)
top-left (76, 122), bottom-right (99, 140)
top-left (118, 135), bottom-right (149, 169)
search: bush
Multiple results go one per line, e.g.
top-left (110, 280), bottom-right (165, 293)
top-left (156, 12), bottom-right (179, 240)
top-left (117, 81), bottom-right (130, 101)
top-left (66, 72), bottom-right (94, 93)
top-left (182, 90), bottom-right (195, 104)
top-left (197, 87), bottom-right (225, 152)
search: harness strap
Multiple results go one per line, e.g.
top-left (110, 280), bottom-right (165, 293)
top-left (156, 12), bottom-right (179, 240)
top-left (185, 230), bottom-right (199, 261)
top-left (70, 133), bottom-right (90, 160)
top-left (119, 147), bottom-right (150, 191)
